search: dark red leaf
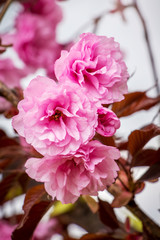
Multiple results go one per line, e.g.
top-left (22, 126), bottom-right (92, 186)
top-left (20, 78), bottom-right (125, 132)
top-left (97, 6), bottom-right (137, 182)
top-left (112, 92), bottom-right (160, 118)
top-left (111, 191), bottom-right (133, 208)
top-left (125, 217), bottom-right (130, 233)
top-left (94, 133), bottom-right (115, 147)
top-left (116, 141), bottom-right (128, 150)
top-left (134, 182), bottom-right (145, 194)
top-left (0, 129), bottom-right (19, 148)
top-left (12, 185), bottom-right (52, 240)
top-left (131, 148), bottom-right (160, 167)
top-left (0, 138), bottom-right (19, 148)
top-left (0, 129), bottom-right (6, 138)
top-left (138, 162), bottom-right (160, 182)
top-left (98, 199), bottom-right (119, 229)
top-left (128, 124), bottom-right (160, 157)
top-left (0, 172), bottom-right (19, 204)
top-left (0, 130), bottom-right (28, 171)
top-left (80, 233), bottom-right (122, 240)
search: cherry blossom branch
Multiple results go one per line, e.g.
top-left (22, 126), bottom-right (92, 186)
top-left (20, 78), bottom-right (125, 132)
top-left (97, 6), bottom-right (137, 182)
top-left (71, 10), bottom-right (109, 40)
top-left (0, 81), bottom-right (18, 107)
top-left (133, 0), bottom-right (159, 95)
top-left (0, 0), bottom-right (13, 22)
top-left (126, 200), bottom-right (160, 240)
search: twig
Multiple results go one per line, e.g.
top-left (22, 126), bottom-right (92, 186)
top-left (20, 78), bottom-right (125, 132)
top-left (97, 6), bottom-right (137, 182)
top-left (71, 10), bottom-right (109, 41)
top-left (92, 10), bottom-right (109, 34)
top-left (133, 0), bottom-right (159, 95)
top-left (126, 200), bottom-right (160, 240)
top-left (145, 84), bottom-right (157, 93)
top-left (0, 81), bottom-right (18, 107)
top-left (0, 0), bottom-right (13, 22)
top-left (152, 108), bottom-right (160, 123)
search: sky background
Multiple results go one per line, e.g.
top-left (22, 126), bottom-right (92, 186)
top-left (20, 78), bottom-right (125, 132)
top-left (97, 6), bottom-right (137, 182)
top-left (0, 0), bottom-right (160, 232)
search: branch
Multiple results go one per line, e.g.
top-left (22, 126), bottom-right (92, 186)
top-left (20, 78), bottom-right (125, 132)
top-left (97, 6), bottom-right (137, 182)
top-left (126, 200), bottom-right (160, 240)
top-left (0, 0), bottom-right (13, 22)
top-left (133, 0), bottom-right (159, 95)
top-left (0, 81), bottom-right (18, 107)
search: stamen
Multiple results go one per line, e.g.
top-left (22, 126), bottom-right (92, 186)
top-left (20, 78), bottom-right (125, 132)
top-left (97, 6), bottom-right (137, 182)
top-left (49, 110), bottom-right (63, 121)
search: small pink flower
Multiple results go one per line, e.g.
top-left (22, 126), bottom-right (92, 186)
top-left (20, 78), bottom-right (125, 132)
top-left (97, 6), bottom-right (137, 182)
top-left (55, 32), bottom-right (129, 104)
top-left (33, 219), bottom-right (58, 240)
top-left (23, 0), bottom-right (62, 25)
top-left (0, 220), bottom-right (15, 240)
top-left (96, 107), bottom-right (120, 137)
top-left (14, 13), bottom-right (61, 72)
top-left (0, 58), bottom-right (26, 88)
top-left (25, 140), bottom-right (120, 204)
top-left (12, 76), bottom-right (97, 156)
top-left (0, 58), bottom-right (27, 111)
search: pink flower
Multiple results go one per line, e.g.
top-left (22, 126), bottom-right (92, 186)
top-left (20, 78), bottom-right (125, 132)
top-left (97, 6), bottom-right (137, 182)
top-left (0, 58), bottom-right (27, 111)
top-left (12, 76), bottom-right (97, 156)
top-left (33, 219), bottom-right (58, 240)
top-left (55, 32), bottom-right (129, 104)
top-left (96, 107), bottom-right (120, 137)
top-left (23, 0), bottom-right (62, 25)
top-left (0, 219), bottom-right (58, 240)
top-left (25, 140), bottom-right (120, 204)
top-left (14, 13), bottom-right (61, 73)
top-left (0, 58), bottom-right (26, 88)
top-left (0, 220), bottom-right (15, 240)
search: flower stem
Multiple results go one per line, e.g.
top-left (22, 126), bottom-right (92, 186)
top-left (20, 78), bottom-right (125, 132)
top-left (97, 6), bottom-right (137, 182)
top-left (0, 81), bottom-right (18, 107)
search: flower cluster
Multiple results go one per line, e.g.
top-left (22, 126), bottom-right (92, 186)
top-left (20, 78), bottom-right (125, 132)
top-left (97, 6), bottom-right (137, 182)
top-left (13, 0), bottom-right (62, 78)
top-left (13, 33), bottom-right (128, 204)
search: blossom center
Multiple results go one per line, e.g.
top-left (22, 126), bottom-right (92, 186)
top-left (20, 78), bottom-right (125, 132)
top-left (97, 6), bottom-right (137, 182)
top-left (49, 110), bottom-right (63, 121)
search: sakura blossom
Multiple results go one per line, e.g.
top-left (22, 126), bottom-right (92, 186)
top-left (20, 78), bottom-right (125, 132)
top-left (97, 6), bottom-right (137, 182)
top-left (96, 107), bottom-right (120, 137)
top-left (0, 58), bottom-right (27, 111)
top-left (25, 141), bottom-right (120, 204)
top-left (22, 0), bottom-right (62, 25)
top-left (13, 13), bottom-right (61, 73)
top-left (12, 76), bottom-right (97, 156)
top-left (0, 219), bottom-right (58, 240)
top-left (55, 32), bottom-right (129, 104)
top-left (0, 220), bottom-right (15, 240)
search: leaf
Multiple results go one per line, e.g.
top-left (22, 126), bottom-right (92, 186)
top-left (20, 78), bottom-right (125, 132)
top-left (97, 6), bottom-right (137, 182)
top-left (112, 91), bottom-right (160, 118)
top-left (83, 195), bottom-right (99, 213)
top-left (80, 233), bottom-right (122, 240)
top-left (128, 124), bottom-right (160, 157)
top-left (0, 172), bottom-right (20, 204)
top-left (138, 162), bottom-right (160, 182)
top-left (116, 141), bottom-right (128, 150)
top-left (128, 215), bottom-right (143, 233)
top-left (131, 148), bottom-right (160, 167)
top-left (11, 185), bottom-right (52, 240)
top-left (125, 217), bottom-right (130, 233)
top-left (111, 191), bottom-right (133, 208)
top-left (94, 133), bottom-right (115, 147)
top-left (134, 182), bottom-right (145, 194)
top-left (0, 145), bottom-right (28, 171)
top-left (0, 129), bottom-right (28, 171)
top-left (98, 199), bottom-right (119, 229)
top-left (51, 201), bottom-right (73, 217)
